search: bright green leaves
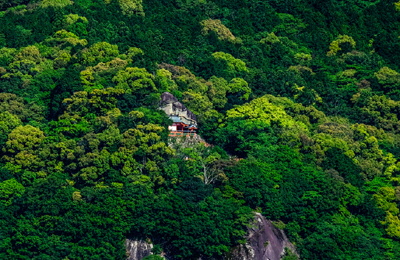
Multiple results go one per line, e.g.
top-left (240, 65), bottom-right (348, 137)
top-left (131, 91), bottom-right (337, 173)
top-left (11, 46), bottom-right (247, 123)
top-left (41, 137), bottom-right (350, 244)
top-left (0, 111), bottom-right (21, 144)
top-left (182, 91), bottom-right (214, 115)
top-left (2, 1), bottom-right (400, 259)
top-left (64, 13), bottom-right (88, 26)
top-left (40, 0), bottom-right (73, 9)
top-left (57, 114), bottom-right (172, 185)
top-left (4, 125), bottom-right (45, 154)
top-left (0, 178), bottom-right (25, 206)
top-left (207, 76), bottom-right (251, 108)
top-left (201, 19), bottom-right (238, 43)
top-left (375, 67), bottom-right (400, 89)
top-left (259, 32), bottom-right (303, 62)
top-left (0, 47), bottom-right (17, 66)
top-left (294, 52), bottom-right (312, 65)
top-left (47, 30), bottom-right (88, 47)
top-left (396, 1), bottom-right (400, 11)
top-left (54, 113), bottom-right (92, 138)
top-left (156, 63), bottom-right (251, 120)
top-left (382, 212), bottom-right (400, 238)
top-left (212, 52), bottom-right (249, 79)
top-left (81, 42), bottom-right (120, 66)
top-left (0, 93), bottom-right (42, 121)
top-left (119, 123), bottom-right (173, 176)
top-left (78, 45), bottom-right (144, 93)
top-left (216, 95), bottom-right (313, 158)
top-left (1, 45), bottom-right (64, 107)
top-left (327, 35), bottom-right (356, 56)
top-left (374, 187), bottom-right (399, 215)
top-left (273, 13), bottom-right (307, 36)
top-left (355, 94), bottom-right (400, 133)
top-left (113, 67), bottom-right (157, 94)
top-left (62, 88), bottom-right (125, 116)
top-left (14, 46), bottom-right (43, 63)
top-left (62, 13), bottom-right (89, 36)
top-left (54, 88), bottom-right (124, 136)
top-left (2, 125), bottom-right (45, 172)
top-left (155, 69), bottom-right (178, 93)
top-left (226, 95), bottom-right (302, 130)
top-left (117, 0), bottom-right (144, 17)
top-left (7, 45), bottom-right (45, 78)
top-left (53, 49), bottom-right (72, 68)
top-left (260, 32), bottom-right (281, 45)
top-left (227, 77), bottom-right (251, 100)
top-left (374, 186), bottom-right (400, 239)
top-left (178, 143), bottom-right (227, 185)
top-left (80, 58), bottom-right (129, 91)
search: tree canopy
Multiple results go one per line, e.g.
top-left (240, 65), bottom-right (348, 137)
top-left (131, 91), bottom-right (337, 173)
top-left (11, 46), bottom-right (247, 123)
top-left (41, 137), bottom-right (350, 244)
top-left (2, 0), bottom-right (400, 259)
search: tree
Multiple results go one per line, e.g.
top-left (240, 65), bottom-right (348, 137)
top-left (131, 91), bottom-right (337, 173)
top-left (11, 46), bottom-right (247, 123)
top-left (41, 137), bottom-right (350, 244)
top-left (81, 42), bottom-right (120, 66)
top-left (200, 19), bottom-right (238, 43)
top-left (327, 35), bottom-right (356, 56)
top-left (0, 93), bottom-right (43, 121)
top-left (3, 125), bottom-right (45, 154)
top-left (46, 30), bottom-right (88, 47)
top-left (62, 88), bottom-right (125, 116)
top-left (0, 178), bottom-right (25, 206)
top-left (0, 111), bottom-right (21, 144)
top-left (2, 125), bottom-right (45, 172)
top-left (119, 123), bottom-right (174, 177)
top-left (375, 67), bottom-right (400, 89)
top-left (212, 52), bottom-right (249, 79)
top-left (178, 143), bottom-right (227, 185)
top-left (40, 0), bottom-right (73, 8)
top-left (62, 13), bottom-right (89, 36)
top-left (113, 67), bottom-right (157, 95)
top-left (118, 0), bottom-right (145, 17)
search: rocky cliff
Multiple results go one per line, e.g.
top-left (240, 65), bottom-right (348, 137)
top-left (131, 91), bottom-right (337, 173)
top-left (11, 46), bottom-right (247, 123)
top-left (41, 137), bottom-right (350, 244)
top-left (125, 239), bottom-right (153, 260)
top-left (125, 213), bottom-right (298, 260)
top-left (160, 92), bottom-right (197, 124)
top-left (228, 213), bottom-right (298, 260)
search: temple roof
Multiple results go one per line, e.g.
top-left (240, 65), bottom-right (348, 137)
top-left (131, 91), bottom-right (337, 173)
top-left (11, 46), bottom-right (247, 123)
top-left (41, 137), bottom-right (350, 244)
top-left (170, 115), bottom-right (182, 123)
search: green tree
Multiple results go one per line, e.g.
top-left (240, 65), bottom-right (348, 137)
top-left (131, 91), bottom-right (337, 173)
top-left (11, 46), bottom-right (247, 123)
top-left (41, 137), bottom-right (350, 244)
top-left (200, 19), bottom-right (238, 43)
top-left (81, 42), bottom-right (120, 66)
top-left (0, 178), bottom-right (25, 206)
top-left (179, 143), bottom-right (227, 185)
top-left (118, 0), bottom-right (145, 16)
top-left (113, 67), bottom-right (157, 95)
top-left (40, 0), bottom-right (73, 8)
top-left (0, 111), bottom-right (21, 144)
top-left (327, 35), bottom-right (356, 56)
top-left (212, 52), bottom-right (249, 79)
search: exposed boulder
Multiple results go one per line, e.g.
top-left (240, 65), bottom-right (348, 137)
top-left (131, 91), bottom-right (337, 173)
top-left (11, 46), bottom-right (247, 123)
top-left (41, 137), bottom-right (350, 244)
top-left (228, 213), bottom-right (298, 260)
top-left (160, 92), bottom-right (197, 124)
top-left (124, 214), bottom-right (297, 260)
top-left (125, 239), bottom-right (153, 260)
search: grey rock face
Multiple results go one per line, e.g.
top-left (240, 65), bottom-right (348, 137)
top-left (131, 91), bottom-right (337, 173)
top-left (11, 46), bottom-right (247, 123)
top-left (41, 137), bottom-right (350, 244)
top-left (125, 239), bottom-right (153, 260)
top-left (160, 92), bottom-right (197, 124)
top-left (228, 213), bottom-right (298, 260)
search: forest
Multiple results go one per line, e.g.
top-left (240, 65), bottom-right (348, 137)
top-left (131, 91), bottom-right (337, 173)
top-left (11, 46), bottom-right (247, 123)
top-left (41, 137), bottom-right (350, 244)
top-left (1, 0), bottom-right (400, 259)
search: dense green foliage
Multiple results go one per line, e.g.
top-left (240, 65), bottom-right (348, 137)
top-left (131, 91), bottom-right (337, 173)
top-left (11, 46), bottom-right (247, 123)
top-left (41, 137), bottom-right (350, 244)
top-left (2, 0), bottom-right (400, 259)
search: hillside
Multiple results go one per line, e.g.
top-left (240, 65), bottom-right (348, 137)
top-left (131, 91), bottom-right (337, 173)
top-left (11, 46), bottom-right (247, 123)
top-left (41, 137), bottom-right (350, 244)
top-left (2, 0), bottom-right (400, 259)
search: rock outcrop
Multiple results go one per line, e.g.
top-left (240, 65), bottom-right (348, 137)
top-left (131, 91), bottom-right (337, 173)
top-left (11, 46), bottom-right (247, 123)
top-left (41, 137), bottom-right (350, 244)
top-left (228, 213), bottom-right (298, 260)
top-left (125, 239), bottom-right (153, 260)
top-left (125, 215), bottom-right (297, 260)
top-left (159, 92), bottom-right (197, 126)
